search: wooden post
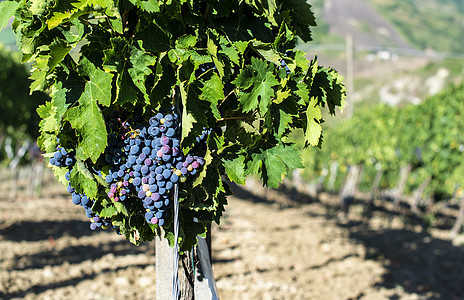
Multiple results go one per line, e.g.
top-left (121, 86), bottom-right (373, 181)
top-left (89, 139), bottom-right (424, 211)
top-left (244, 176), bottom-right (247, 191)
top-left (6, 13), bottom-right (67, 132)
top-left (450, 196), bottom-right (464, 240)
top-left (392, 164), bottom-right (412, 211)
top-left (179, 250), bottom-right (195, 299)
top-left (156, 233), bottom-right (218, 300)
top-left (156, 236), bottom-right (175, 300)
top-left (410, 177), bottom-right (431, 215)
top-left (339, 165), bottom-right (360, 216)
top-left (327, 161), bottom-right (339, 192)
top-left (354, 164), bottom-right (364, 195)
top-left (367, 167), bottom-right (383, 214)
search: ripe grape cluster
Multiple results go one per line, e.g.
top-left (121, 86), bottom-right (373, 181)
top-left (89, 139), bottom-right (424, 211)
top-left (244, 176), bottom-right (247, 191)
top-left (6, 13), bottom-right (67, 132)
top-left (66, 174), bottom-right (114, 230)
top-left (49, 147), bottom-right (115, 231)
top-left (49, 147), bottom-right (74, 167)
top-left (104, 110), bottom-right (206, 227)
top-left (48, 108), bottom-right (210, 233)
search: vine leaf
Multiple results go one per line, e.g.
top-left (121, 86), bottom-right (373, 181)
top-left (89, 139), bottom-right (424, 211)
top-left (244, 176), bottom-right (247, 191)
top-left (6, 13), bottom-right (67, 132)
top-left (199, 73), bottom-right (224, 119)
top-left (99, 205), bottom-right (118, 218)
top-left (0, 1), bottom-right (18, 31)
top-left (71, 0), bottom-right (114, 11)
top-left (311, 67), bottom-right (346, 115)
top-left (128, 47), bottom-right (157, 102)
top-left (192, 149), bottom-right (213, 187)
top-left (128, 0), bottom-right (160, 12)
top-left (64, 81), bottom-right (108, 163)
top-left (248, 144), bottom-right (303, 188)
top-left (277, 110), bottom-right (293, 137)
top-left (48, 39), bottom-right (73, 72)
top-left (52, 165), bottom-right (71, 187)
top-left (223, 156), bottom-right (246, 185)
top-left (280, 0), bottom-right (316, 42)
top-left (114, 202), bottom-right (129, 216)
top-left (79, 58), bottom-right (113, 107)
top-left (70, 161), bottom-right (98, 199)
top-left (305, 97), bottom-right (322, 146)
top-left (232, 57), bottom-right (279, 115)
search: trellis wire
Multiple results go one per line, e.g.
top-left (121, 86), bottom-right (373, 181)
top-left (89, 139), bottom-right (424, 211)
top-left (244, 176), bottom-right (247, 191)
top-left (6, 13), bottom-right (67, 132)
top-left (172, 184), bottom-right (180, 299)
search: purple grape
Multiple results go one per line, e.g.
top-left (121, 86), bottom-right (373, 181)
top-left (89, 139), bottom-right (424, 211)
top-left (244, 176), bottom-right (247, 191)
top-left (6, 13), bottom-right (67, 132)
top-left (130, 145), bottom-right (140, 155)
top-left (133, 177), bottom-right (142, 186)
top-left (138, 189), bottom-right (146, 199)
top-left (160, 136), bottom-right (170, 145)
top-left (162, 169), bottom-right (171, 179)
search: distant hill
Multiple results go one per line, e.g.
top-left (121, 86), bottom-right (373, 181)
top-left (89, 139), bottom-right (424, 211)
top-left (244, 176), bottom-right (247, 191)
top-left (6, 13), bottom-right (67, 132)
top-left (320, 0), bottom-right (413, 49)
top-left (310, 0), bottom-right (464, 53)
top-left (305, 0), bottom-right (464, 109)
top-left (365, 0), bottom-right (464, 53)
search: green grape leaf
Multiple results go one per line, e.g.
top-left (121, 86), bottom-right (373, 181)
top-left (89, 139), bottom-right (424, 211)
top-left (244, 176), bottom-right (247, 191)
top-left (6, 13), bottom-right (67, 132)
top-left (223, 156), bottom-right (246, 185)
top-left (192, 148), bottom-right (213, 187)
top-left (37, 101), bottom-right (59, 133)
top-left (277, 109), bottom-right (293, 137)
top-left (280, 0), bottom-right (316, 42)
top-left (98, 205), bottom-right (118, 218)
top-left (135, 23), bottom-right (170, 53)
top-left (70, 160), bottom-right (99, 199)
top-left (199, 73), bottom-right (224, 119)
top-left (128, 46), bottom-right (157, 101)
top-left (219, 36), bottom-right (240, 65)
top-left (51, 81), bottom-right (71, 118)
top-left (52, 166), bottom-right (71, 186)
top-left (48, 39), bottom-right (73, 71)
top-left (305, 97), bottom-right (322, 146)
top-left (71, 0), bottom-right (114, 11)
top-left (114, 201), bottom-right (129, 216)
top-left (232, 57), bottom-right (279, 115)
top-left (128, 0), bottom-right (160, 12)
top-left (0, 1), bottom-right (19, 32)
top-left (311, 67), bottom-right (346, 115)
top-left (80, 59), bottom-right (113, 107)
top-left (248, 144), bottom-right (303, 188)
top-left (64, 82), bottom-right (108, 163)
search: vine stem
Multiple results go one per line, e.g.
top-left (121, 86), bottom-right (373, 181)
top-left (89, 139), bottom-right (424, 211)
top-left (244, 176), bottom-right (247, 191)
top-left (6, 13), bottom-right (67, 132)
top-left (216, 116), bottom-right (249, 122)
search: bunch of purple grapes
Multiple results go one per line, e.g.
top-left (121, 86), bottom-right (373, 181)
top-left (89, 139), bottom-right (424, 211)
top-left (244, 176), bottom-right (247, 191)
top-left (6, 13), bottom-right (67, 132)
top-left (104, 110), bottom-right (207, 227)
top-left (48, 146), bottom-right (116, 232)
top-left (66, 176), bottom-right (113, 230)
top-left (49, 147), bottom-right (74, 167)
top-left (48, 108), bottom-right (210, 233)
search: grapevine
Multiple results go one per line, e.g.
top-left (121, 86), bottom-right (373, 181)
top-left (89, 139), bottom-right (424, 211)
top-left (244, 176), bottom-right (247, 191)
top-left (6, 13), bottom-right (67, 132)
top-left (301, 82), bottom-right (464, 199)
top-left (1, 0), bottom-right (346, 250)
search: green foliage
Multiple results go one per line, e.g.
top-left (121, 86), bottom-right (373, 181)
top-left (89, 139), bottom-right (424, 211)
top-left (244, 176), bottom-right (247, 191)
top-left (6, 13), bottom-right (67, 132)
top-left (4, 0), bottom-right (345, 250)
top-left (303, 81), bottom-right (464, 200)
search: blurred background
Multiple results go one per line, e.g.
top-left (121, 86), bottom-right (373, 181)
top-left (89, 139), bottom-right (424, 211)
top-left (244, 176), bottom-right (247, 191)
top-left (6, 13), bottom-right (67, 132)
top-left (0, 0), bottom-right (463, 299)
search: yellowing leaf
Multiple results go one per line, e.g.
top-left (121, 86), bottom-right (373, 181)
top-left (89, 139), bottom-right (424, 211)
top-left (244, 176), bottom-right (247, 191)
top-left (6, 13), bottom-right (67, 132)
top-left (305, 97), bottom-right (322, 146)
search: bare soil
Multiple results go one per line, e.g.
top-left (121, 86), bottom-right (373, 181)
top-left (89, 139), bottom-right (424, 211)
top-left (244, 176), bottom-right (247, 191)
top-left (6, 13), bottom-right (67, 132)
top-left (0, 179), bottom-right (463, 300)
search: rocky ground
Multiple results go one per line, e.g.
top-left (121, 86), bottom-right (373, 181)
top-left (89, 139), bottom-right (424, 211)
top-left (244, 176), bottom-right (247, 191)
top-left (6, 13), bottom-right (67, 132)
top-left (0, 178), bottom-right (463, 300)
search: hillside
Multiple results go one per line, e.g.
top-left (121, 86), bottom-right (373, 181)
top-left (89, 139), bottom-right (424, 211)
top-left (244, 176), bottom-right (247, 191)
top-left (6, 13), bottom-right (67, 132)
top-left (304, 0), bottom-right (464, 109)
top-left (310, 0), bottom-right (464, 53)
top-left (366, 0), bottom-right (464, 53)
top-left (320, 0), bottom-right (413, 49)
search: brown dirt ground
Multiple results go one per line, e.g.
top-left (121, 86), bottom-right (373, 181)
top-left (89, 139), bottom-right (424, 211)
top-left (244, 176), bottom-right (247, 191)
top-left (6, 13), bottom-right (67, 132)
top-left (0, 179), bottom-right (463, 300)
